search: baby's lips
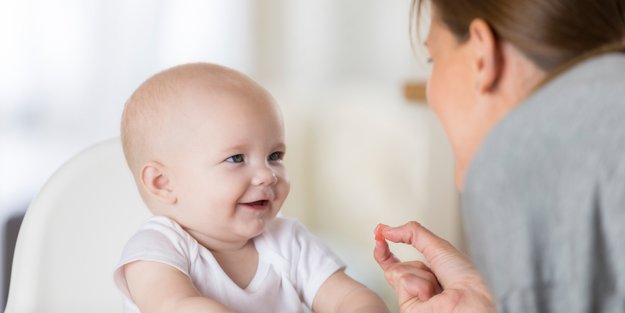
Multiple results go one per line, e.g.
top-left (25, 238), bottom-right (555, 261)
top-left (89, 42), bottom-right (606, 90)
top-left (374, 223), bottom-right (389, 241)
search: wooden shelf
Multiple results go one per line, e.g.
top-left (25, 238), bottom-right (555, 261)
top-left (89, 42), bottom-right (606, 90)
top-left (403, 81), bottom-right (427, 104)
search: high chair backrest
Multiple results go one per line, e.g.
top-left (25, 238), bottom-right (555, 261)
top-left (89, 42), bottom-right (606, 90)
top-left (4, 138), bottom-right (150, 313)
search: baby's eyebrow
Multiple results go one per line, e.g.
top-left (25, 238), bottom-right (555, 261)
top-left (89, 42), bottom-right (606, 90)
top-left (220, 144), bottom-right (248, 154)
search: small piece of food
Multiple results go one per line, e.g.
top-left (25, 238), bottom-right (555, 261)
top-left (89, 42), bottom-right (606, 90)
top-left (374, 224), bottom-right (387, 241)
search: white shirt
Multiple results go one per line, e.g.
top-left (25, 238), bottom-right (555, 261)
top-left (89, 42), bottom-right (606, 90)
top-left (114, 216), bottom-right (345, 313)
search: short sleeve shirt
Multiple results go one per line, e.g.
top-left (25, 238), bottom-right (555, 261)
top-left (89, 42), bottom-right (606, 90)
top-left (114, 216), bottom-right (345, 313)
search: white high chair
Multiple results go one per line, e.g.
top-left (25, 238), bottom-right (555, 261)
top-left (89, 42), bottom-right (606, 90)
top-left (4, 138), bottom-right (150, 313)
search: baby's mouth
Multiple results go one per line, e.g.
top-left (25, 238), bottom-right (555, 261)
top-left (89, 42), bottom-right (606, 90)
top-left (241, 200), bottom-right (269, 209)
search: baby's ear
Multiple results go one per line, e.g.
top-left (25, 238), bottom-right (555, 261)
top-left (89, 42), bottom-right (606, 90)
top-left (140, 161), bottom-right (177, 205)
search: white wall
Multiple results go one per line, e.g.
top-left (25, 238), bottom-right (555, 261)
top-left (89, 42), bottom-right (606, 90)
top-left (253, 0), bottom-right (428, 89)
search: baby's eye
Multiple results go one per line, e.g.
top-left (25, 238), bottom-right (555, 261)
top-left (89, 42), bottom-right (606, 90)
top-left (225, 154), bottom-right (245, 163)
top-left (268, 151), bottom-right (284, 161)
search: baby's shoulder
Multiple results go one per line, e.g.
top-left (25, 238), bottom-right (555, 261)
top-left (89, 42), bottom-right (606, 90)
top-left (124, 216), bottom-right (194, 252)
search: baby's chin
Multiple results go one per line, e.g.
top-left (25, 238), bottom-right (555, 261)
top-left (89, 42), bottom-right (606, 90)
top-left (238, 211), bottom-right (278, 235)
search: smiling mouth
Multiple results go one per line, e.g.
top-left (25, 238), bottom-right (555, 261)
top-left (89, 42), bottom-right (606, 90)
top-left (241, 200), bottom-right (269, 209)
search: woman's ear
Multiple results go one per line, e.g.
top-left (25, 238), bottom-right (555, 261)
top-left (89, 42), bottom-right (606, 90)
top-left (469, 18), bottom-right (501, 93)
top-left (140, 161), bottom-right (177, 205)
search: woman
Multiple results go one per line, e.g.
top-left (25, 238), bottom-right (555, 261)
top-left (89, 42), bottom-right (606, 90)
top-left (374, 0), bottom-right (625, 312)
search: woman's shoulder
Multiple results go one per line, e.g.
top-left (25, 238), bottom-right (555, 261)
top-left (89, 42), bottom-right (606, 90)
top-left (471, 52), bottom-right (625, 172)
top-left (465, 52), bottom-right (625, 208)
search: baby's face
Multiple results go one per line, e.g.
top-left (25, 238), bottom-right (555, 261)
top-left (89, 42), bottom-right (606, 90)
top-left (164, 86), bottom-right (290, 248)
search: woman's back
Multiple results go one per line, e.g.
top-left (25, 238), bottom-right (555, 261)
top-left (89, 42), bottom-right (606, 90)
top-left (463, 52), bottom-right (625, 313)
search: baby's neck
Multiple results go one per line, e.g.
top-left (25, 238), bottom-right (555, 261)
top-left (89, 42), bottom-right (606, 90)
top-left (212, 240), bottom-right (259, 289)
top-left (184, 226), bottom-right (249, 252)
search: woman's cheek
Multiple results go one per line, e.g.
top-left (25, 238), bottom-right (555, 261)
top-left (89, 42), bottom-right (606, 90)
top-left (426, 73), bottom-right (444, 115)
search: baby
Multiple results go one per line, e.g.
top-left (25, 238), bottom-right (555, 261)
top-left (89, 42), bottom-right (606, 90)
top-left (113, 63), bottom-right (389, 313)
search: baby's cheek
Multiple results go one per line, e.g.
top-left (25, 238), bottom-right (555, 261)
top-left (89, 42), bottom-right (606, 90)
top-left (280, 180), bottom-right (291, 198)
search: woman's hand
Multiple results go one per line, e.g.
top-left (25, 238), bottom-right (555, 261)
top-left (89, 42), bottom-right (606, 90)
top-left (373, 222), bottom-right (496, 313)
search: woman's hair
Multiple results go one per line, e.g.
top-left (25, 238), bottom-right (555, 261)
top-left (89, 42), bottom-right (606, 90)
top-left (412, 0), bottom-right (625, 71)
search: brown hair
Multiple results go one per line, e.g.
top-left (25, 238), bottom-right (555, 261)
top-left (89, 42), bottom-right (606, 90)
top-left (412, 0), bottom-right (625, 71)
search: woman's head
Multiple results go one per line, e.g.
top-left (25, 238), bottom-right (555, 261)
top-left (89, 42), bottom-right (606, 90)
top-left (414, 0), bottom-right (625, 71)
top-left (413, 0), bottom-right (625, 189)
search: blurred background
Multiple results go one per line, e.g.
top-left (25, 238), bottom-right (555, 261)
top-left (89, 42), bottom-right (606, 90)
top-left (0, 0), bottom-right (460, 311)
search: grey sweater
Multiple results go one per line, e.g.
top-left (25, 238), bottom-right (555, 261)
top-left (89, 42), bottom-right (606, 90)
top-left (462, 52), bottom-right (625, 313)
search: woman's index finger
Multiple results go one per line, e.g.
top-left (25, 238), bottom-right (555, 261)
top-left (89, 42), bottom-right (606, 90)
top-left (383, 221), bottom-right (473, 286)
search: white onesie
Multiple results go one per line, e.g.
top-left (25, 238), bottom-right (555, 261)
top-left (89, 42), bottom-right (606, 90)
top-left (114, 216), bottom-right (345, 313)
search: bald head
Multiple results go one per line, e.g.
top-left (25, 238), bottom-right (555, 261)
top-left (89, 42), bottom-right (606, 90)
top-left (120, 63), bottom-right (276, 176)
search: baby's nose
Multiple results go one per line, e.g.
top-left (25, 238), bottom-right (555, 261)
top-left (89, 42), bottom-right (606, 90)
top-left (252, 168), bottom-right (278, 186)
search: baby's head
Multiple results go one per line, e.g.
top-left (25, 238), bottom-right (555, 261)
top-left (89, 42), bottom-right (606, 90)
top-left (121, 63), bottom-right (290, 244)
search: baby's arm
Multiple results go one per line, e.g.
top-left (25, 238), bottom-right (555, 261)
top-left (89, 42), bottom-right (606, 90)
top-left (124, 260), bottom-right (234, 313)
top-left (312, 270), bottom-right (390, 313)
